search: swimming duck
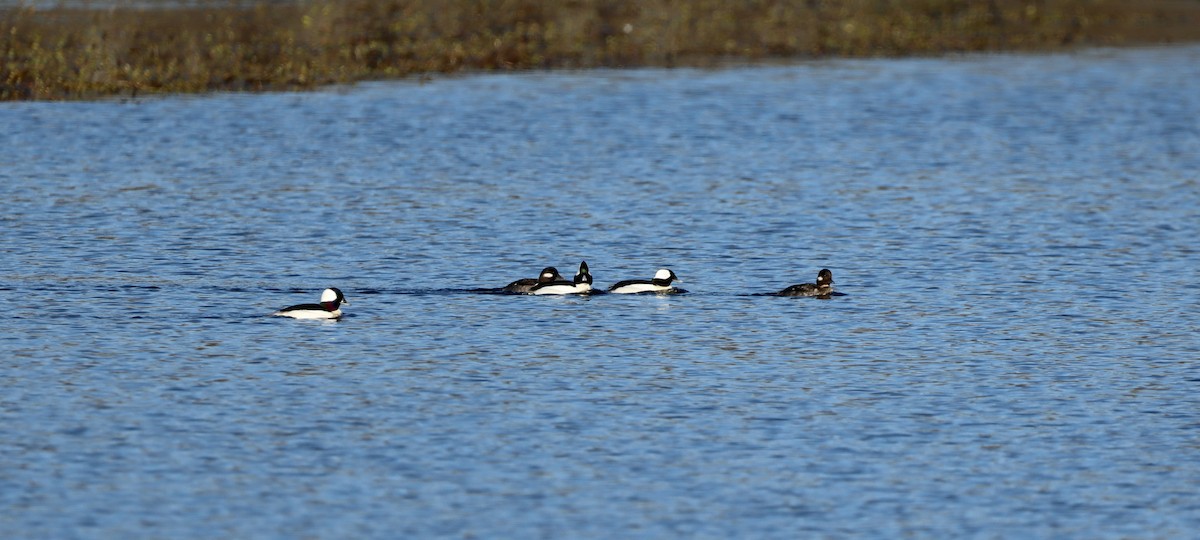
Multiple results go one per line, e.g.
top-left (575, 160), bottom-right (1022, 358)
top-left (608, 268), bottom-right (680, 294)
top-left (532, 261), bottom-right (593, 295)
top-left (273, 287), bottom-right (349, 319)
top-left (503, 267), bottom-right (564, 294)
top-left (777, 269), bottom-right (834, 297)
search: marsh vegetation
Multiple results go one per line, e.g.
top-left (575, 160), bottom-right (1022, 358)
top-left (4, 0), bottom-right (1200, 100)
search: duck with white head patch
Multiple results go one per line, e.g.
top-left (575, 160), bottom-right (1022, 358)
top-left (273, 287), bottom-right (349, 319)
top-left (532, 261), bottom-right (593, 295)
top-left (608, 268), bottom-right (680, 294)
top-left (503, 267), bottom-right (564, 294)
top-left (777, 269), bottom-right (834, 297)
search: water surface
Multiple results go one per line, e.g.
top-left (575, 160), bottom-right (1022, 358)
top-left (2, 46), bottom-right (1199, 538)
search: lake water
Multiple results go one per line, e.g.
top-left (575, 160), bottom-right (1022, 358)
top-left (2, 45), bottom-right (1199, 538)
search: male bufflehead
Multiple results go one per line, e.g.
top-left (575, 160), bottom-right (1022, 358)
top-left (777, 269), bottom-right (834, 297)
top-left (608, 268), bottom-right (680, 294)
top-left (273, 287), bottom-right (349, 319)
top-left (504, 267), bottom-right (564, 294)
top-left (532, 261), bottom-right (593, 295)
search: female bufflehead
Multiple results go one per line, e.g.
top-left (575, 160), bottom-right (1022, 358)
top-left (503, 267), bottom-right (564, 294)
top-left (777, 269), bottom-right (834, 297)
top-left (273, 287), bottom-right (349, 319)
top-left (608, 268), bottom-right (680, 294)
top-left (532, 261), bottom-right (593, 295)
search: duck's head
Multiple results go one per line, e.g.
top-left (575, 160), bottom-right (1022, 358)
top-left (574, 261), bottom-right (591, 284)
top-left (538, 267), bottom-right (563, 284)
top-left (816, 269), bottom-right (833, 287)
top-left (654, 268), bottom-right (679, 284)
top-left (321, 287), bottom-right (348, 309)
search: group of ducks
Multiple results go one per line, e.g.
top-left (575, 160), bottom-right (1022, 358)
top-left (272, 263), bottom-right (836, 319)
top-left (500, 261), bottom-right (679, 295)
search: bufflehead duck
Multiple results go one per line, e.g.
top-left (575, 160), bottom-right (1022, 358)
top-left (777, 269), bottom-right (834, 297)
top-left (532, 261), bottom-right (593, 295)
top-left (503, 267), bottom-right (564, 294)
top-left (273, 287), bottom-right (349, 319)
top-left (608, 268), bottom-right (680, 294)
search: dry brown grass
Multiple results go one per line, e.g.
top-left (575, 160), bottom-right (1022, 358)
top-left (4, 0), bottom-right (1200, 100)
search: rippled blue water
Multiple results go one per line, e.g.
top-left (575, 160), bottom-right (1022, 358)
top-left (2, 45), bottom-right (1199, 538)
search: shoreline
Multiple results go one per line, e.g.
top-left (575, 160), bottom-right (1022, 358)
top-left (5, 0), bottom-right (1200, 101)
